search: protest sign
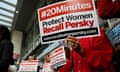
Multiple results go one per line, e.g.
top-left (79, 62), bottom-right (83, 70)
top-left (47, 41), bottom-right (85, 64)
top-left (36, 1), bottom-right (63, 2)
top-left (49, 45), bottom-right (66, 68)
top-left (18, 60), bottom-right (38, 72)
top-left (38, 0), bottom-right (100, 44)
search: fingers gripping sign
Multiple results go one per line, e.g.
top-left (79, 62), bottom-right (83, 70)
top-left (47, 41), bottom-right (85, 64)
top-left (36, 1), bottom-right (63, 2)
top-left (65, 36), bottom-right (79, 49)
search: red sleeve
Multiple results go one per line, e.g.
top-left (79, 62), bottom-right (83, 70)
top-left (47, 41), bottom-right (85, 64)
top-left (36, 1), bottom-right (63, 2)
top-left (98, 0), bottom-right (120, 19)
top-left (83, 29), bottom-right (113, 69)
top-left (58, 59), bottom-right (71, 72)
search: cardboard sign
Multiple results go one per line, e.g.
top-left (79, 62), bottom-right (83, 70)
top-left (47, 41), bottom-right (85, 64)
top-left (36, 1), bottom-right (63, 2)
top-left (38, 0), bottom-right (100, 44)
top-left (107, 23), bottom-right (120, 47)
top-left (49, 46), bottom-right (66, 68)
top-left (18, 60), bottom-right (38, 72)
top-left (42, 63), bottom-right (54, 72)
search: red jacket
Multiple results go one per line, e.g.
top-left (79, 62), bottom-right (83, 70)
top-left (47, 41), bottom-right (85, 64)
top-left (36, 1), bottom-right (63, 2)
top-left (58, 29), bottom-right (115, 72)
top-left (98, 0), bottom-right (120, 19)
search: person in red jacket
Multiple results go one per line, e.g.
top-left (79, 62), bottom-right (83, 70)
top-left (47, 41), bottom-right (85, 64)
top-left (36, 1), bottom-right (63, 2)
top-left (98, 0), bottom-right (120, 19)
top-left (58, 28), bottom-right (115, 72)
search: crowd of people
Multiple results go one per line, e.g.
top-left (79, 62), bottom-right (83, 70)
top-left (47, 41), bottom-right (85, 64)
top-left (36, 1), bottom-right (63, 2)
top-left (0, 0), bottom-right (120, 72)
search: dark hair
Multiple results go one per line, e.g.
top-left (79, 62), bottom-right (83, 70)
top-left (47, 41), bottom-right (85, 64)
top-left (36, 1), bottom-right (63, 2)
top-left (28, 55), bottom-right (36, 60)
top-left (115, 42), bottom-right (120, 48)
top-left (0, 25), bottom-right (11, 41)
top-left (100, 21), bottom-right (109, 28)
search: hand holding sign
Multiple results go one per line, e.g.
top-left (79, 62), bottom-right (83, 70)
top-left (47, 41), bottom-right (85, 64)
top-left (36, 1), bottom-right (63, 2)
top-left (65, 36), bottom-right (83, 54)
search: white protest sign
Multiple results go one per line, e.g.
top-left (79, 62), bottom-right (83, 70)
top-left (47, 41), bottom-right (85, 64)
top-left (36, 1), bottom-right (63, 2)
top-left (42, 63), bottom-right (54, 72)
top-left (49, 45), bottom-right (66, 68)
top-left (18, 60), bottom-right (38, 72)
top-left (38, 0), bottom-right (100, 44)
